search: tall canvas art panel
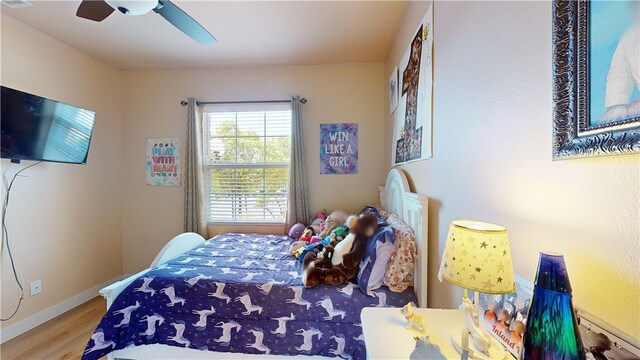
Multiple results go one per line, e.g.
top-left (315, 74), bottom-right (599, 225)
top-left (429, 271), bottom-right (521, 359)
top-left (146, 138), bottom-right (181, 186)
top-left (392, 4), bottom-right (434, 165)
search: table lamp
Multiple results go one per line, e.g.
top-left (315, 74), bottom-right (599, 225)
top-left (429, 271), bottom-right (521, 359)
top-left (438, 220), bottom-right (515, 360)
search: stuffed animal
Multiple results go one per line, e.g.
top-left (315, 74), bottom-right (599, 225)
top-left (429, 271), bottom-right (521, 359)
top-left (290, 240), bottom-right (307, 254)
top-left (319, 210), bottom-right (349, 238)
top-left (302, 213), bottom-right (378, 288)
top-left (299, 226), bottom-right (315, 243)
top-left (309, 235), bottom-right (323, 244)
top-left (303, 215), bottom-right (357, 268)
top-left (313, 246), bottom-right (334, 269)
top-left (288, 222), bottom-right (306, 239)
top-left (297, 238), bottom-right (330, 263)
top-left (309, 210), bottom-right (328, 234)
top-left (329, 226), bottom-right (350, 244)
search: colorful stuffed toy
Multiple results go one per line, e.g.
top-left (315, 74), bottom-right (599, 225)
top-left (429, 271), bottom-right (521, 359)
top-left (296, 237), bottom-right (331, 262)
top-left (309, 235), bottom-right (323, 244)
top-left (309, 210), bottom-right (328, 234)
top-left (299, 226), bottom-right (315, 243)
top-left (288, 222), bottom-right (306, 239)
top-left (319, 210), bottom-right (349, 238)
top-left (329, 226), bottom-right (350, 244)
top-left (302, 213), bottom-right (378, 288)
top-left (289, 240), bottom-right (307, 254)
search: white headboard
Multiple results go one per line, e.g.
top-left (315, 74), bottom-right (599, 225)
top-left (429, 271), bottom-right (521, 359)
top-left (378, 169), bottom-right (429, 307)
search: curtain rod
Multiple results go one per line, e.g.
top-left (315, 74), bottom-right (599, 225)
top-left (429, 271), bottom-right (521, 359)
top-left (180, 98), bottom-right (307, 106)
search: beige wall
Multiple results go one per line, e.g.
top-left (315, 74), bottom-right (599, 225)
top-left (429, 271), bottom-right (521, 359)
top-left (0, 15), bottom-right (124, 327)
top-left (385, 1), bottom-right (640, 338)
top-left (122, 64), bottom-right (387, 273)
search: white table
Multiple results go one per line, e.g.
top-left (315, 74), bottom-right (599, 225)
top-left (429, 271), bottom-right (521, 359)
top-left (361, 307), bottom-right (464, 360)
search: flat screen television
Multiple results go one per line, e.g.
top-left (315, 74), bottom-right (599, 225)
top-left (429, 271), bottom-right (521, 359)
top-left (1, 86), bottom-right (96, 164)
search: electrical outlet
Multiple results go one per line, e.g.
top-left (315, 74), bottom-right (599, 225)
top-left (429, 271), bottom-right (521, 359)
top-left (30, 279), bottom-right (42, 296)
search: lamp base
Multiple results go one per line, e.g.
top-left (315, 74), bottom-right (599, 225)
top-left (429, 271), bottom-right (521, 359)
top-left (449, 327), bottom-right (507, 360)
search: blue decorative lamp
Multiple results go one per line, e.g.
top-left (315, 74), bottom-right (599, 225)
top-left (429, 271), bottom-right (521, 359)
top-left (520, 252), bottom-right (584, 360)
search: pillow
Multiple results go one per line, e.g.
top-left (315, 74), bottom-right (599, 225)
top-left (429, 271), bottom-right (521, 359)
top-left (288, 222), bottom-right (306, 239)
top-left (357, 207), bottom-right (396, 293)
top-left (383, 213), bottom-right (418, 292)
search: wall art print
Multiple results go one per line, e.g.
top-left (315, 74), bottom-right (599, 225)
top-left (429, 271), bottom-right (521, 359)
top-left (146, 138), bottom-right (180, 186)
top-left (552, 0), bottom-right (639, 159)
top-left (392, 3), bottom-right (433, 165)
top-left (320, 123), bottom-right (358, 175)
top-left (389, 66), bottom-right (400, 114)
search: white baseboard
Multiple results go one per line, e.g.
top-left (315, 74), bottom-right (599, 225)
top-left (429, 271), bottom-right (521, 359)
top-left (0, 275), bottom-right (125, 344)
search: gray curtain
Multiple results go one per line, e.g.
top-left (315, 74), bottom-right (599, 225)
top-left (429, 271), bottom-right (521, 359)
top-left (285, 96), bottom-right (309, 230)
top-left (184, 98), bottom-right (209, 238)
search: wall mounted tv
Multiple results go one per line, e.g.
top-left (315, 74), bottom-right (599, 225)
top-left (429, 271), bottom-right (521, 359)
top-left (1, 86), bottom-right (96, 164)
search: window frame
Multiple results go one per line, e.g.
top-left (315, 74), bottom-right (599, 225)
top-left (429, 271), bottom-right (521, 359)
top-left (202, 105), bottom-right (291, 225)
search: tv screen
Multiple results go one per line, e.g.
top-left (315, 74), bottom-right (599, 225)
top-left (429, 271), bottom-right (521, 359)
top-left (1, 86), bottom-right (96, 164)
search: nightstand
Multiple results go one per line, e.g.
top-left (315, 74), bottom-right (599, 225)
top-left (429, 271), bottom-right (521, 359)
top-left (361, 307), bottom-right (464, 359)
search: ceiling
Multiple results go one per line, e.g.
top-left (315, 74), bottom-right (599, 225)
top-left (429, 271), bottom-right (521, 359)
top-left (1, 1), bottom-right (407, 70)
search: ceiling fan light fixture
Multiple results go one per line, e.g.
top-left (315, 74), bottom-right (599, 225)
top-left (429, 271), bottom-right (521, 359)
top-left (104, 0), bottom-right (158, 16)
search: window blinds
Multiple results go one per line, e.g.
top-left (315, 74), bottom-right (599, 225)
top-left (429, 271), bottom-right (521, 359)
top-left (204, 103), bottom-right (291, 223)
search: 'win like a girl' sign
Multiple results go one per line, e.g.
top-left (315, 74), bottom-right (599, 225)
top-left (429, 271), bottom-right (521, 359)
top-left (320, 123), bottom-right (358, 174)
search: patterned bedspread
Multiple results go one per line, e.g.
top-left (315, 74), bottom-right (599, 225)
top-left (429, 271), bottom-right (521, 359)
top-left (82, 233), bottom-right (416, 360)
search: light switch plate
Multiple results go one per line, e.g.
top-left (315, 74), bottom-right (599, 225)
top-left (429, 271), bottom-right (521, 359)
top-left (30, 279), bottom-right (42, 296)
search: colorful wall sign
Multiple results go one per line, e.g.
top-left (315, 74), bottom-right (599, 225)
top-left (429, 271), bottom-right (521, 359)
top-left (320, 123), bottom-right (358, 175)
top-left (146, 138), bottom-right (181, 186)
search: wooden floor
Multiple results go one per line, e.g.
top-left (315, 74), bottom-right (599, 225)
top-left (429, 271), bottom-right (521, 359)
top-left (1, 297), bottom-right (106, 360)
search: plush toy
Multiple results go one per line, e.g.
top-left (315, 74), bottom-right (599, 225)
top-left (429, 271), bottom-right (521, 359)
top-left (289, 240), bottom-right (307, 254)
top-left (309, 210), bottom-right (328, 234)
top-left (302, 213), bottom-right (378, 288)
top-left (313, 246), bottom-right (334, 269)
top-left (299, 226), bottom-right (315, 243)
top-left (309, 235), bottom-right (323, 244)
top-left (288, 222), bottom-right (306, 239)
top-left (319, 211), bottom-right (349, 238)
top-left (297, 238), bottom-right (330, 263)
top-left (329, 226), bottom-right (350, 244)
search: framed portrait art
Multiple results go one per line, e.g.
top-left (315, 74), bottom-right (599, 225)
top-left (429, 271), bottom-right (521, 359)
top-left (553, 0), bottom-right (640, 159)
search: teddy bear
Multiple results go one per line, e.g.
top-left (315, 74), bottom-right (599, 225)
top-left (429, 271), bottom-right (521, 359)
top-left (302, 212), bottom-right (378, 288)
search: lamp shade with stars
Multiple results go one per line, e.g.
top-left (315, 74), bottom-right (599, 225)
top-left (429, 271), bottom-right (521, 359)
top-left (438, 220), bottom-right (515, 294)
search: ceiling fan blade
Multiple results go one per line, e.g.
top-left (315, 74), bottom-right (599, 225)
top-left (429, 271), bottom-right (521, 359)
top-left (153, 1), bottom-right (216, 45)
top-left (76, 0), bottom-right (115, 22)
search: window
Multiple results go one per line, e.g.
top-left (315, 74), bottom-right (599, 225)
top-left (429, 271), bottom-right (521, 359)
top-left (203, 103), bottom-right (291, 223)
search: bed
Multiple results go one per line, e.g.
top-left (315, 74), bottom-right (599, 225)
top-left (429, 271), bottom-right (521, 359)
top-left (85, 169), bottom-right (428, 360)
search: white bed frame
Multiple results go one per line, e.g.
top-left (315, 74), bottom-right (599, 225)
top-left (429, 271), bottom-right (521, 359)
top-left (99, 168), bottom-right (428, 359)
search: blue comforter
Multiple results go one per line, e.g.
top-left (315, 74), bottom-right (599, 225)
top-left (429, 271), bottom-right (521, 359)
top-left (82, 233), bottom-right (417, 359)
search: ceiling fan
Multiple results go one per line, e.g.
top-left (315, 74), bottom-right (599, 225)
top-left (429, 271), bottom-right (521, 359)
top-left (75, 0), bottom-right (215, 45)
